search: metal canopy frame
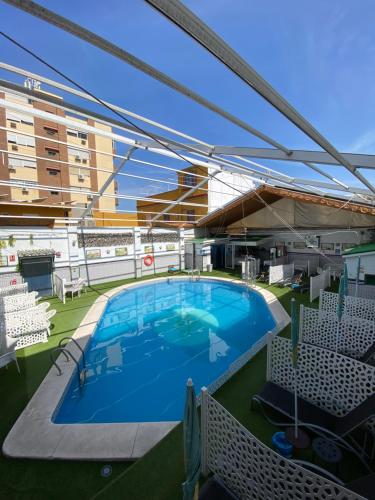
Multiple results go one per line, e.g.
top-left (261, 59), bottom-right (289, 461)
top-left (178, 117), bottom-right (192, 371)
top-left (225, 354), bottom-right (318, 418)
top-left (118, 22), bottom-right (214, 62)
top-left (0, 0), bottom-right (374, 229)
top-left (1, 85), bottom-right (372, 202)
top-left (145, 0), bottom-right (375, 195)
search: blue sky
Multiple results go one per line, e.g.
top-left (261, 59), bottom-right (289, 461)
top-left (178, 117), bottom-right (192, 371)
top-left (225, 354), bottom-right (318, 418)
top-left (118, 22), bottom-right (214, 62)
top-left (1, 0), bottom-right (375, 209)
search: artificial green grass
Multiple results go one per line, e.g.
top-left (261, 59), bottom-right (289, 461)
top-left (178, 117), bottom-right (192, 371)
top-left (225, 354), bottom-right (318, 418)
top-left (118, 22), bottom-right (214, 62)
top-left (0, 270), bottom-right (360, 500)
top-left (0, 273), bottom-right (171, 500)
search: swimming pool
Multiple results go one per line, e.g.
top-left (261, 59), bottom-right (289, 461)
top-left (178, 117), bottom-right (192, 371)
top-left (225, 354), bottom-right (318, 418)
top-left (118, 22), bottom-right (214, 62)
top-left (54, 278), bottom-right (275, 424)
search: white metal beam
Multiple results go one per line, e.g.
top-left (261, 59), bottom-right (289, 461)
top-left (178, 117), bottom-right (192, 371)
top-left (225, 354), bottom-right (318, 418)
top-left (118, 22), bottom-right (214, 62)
top-left (3, 97), bottom-right (375, 200)
top-left (145, 0), bottom-right (375, 194)
top-left (3, 78), bottom-right (368, 202)
top-left (79, 146), bottom-right (136, 220)
top-left (2, 0), bottom-right (291, 153)
top-left (213, 146), bottom-right (375, 169)
top-left (0, 61), bottom-right (212, 150)
top-left (151, 168), bottom-right (221, 224)
top-left (0, 180), bottom-right (209, 207)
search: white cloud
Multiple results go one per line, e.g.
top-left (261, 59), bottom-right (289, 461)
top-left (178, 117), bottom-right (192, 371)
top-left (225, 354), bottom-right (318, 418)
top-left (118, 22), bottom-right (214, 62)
top-left (348, 130), bottom-right (375, 153)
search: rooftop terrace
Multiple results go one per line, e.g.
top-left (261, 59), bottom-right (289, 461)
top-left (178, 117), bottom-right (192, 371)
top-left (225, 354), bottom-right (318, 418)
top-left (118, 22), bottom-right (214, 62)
top-left (1, 270), bottom-right (371, 500)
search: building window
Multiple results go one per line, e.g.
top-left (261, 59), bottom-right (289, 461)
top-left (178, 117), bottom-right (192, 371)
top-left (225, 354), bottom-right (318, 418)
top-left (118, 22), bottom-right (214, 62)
top-left (184, 174), bottom-right (197, 187)
top-left (6, 112), bottom-right (33, 126)
top-left (45, 147), bottom-right (59, 157)
top-left (68, 147), bottom-right (90, 163)
top-left (8, 156), bottom-right (37, 170)
top-left (186, 210), bottom-right (195, 222)
top-left (50, 191), bottom-right (59, 196)
top-left (293, 241), bottom-right (305, 249)
top-left (7, 133), bottom-right (35, 148)
top-left (44, 126), bottom-right (58, 136)
top-left (47, 169), bottom-right (60, 176)
top-left (67, 129), bottom-right (87, 141)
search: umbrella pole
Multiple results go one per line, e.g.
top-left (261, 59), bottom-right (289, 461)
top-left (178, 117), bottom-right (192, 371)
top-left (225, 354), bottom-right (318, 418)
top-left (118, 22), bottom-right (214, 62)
top-left (194, 483), bottom-right (199, 500)
top-left (294, 368), bottom-right (298, 439)
top-left (335, 321), bottom-right (340, 353)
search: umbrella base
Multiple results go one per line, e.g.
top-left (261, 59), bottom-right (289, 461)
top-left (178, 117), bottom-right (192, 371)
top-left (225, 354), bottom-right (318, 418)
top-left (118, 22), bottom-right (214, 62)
top-left (286, 427), bottom-right (311, 449)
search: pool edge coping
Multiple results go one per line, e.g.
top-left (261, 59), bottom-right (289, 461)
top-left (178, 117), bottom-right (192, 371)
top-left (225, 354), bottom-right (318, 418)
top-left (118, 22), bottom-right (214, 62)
top-left (2, 276), bottom-right (290, 461)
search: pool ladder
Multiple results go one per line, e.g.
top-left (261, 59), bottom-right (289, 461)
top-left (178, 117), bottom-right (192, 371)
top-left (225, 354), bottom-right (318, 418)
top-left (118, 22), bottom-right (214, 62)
top-left (50, 337), bottom-right (87, 391)
top-left (190, 268), bottom-right (200, 281)
top-left (243, 272), bottom-right (255, 290)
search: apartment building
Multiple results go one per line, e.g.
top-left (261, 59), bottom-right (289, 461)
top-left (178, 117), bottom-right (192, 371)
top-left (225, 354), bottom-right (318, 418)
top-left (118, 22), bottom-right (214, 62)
top-left (136, 165), bottom-right (254, 226)
top-left (0, 86), bottom-right (117, 225)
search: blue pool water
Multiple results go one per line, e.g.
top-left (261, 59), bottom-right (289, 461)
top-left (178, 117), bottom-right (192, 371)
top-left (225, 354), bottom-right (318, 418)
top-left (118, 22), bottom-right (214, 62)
top-left (54, 279), bottom-right (275, 423)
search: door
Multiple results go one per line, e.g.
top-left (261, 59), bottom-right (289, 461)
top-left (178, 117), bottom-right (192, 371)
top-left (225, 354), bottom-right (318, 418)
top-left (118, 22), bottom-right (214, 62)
top-left (225, 244), bottom-right (235, 269)
top-left (20, 256), bottom-right (54, 296)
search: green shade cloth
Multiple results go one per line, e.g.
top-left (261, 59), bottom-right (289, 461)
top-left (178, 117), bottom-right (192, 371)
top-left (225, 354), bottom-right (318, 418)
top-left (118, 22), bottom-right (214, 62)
top-left (337, 275), bottom-right (345, 321)
top-left (290, 298), bottom-right (298, 368)
top-left (343, 242), bottom-right (375, 256)
top-left (182, 379), bottom-right (201, 500)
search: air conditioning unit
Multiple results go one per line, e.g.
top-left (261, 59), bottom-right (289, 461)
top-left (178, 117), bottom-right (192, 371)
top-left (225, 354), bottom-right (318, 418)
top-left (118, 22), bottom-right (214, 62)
top-left (82, 159), bottom-right (87, 164)
top-left (78, 173), bottom-right (85, 181)
top-left (11, 145), bottom-right (18, 151)
top-left (8, 165), bottom-right (16, 172)
top-left (87, 194), bottom-right (93, 201)
top-left (10, 122), bottom-right (17, 129)
top-left (22, 187), bottom-right (29, 194)
top-left (75, 155), bottom-right (81, 162)
top-left (81, 140), bottom-right (86, 145)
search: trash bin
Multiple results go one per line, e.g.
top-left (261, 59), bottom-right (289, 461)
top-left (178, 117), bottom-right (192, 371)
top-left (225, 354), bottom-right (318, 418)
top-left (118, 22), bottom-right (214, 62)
top-left (206, 264), bottom-right (213, 272)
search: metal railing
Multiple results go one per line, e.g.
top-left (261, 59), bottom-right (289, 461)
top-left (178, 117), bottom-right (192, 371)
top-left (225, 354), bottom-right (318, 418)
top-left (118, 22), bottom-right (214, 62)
top-left (50, 345), bottom-right (86, 391)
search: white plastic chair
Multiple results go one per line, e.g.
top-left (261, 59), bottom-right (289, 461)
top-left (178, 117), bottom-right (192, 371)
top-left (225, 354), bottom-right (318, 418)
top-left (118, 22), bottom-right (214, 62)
top-left (0, 334), bottom-right (20, 372)
top-left (64, 278), bottom-right (86, 301)
top-left (0, 283), bottom-right (28, 297)
top-left (0, 291), bottom-right (39, 314)
top-left (1, 307), bottom-right (50, 349)
top-left (45, 309), bottom-right (57, 336)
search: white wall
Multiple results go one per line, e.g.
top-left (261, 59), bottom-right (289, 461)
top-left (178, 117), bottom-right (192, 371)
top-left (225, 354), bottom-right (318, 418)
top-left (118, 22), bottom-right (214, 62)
top-left (0, 227), bottom-right (70, 270)
top-left (0, 226), bottom-right (185, 285)
top-left (208, 170), bottom-right (254, 213)
top-left (344, 253), bottom-right (375, 280)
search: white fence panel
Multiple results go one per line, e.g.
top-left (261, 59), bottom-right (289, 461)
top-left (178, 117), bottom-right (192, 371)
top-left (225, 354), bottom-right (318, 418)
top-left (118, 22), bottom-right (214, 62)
top-left (53, 274), bottom-right (65, 303)
top-left (307, 257), bottom-right (319, 276)
top-left (320, 290), bottom-right (375, 321)
top-left (269, 263), bottom-right (294, 285)
top-left (300, 305), bottom-right (375, 359)
top-left (310, 268), bottom-right (330, 302)
top-left (201, 390), bottom-right (364, 499)
top-left (348, 283), bottom-right (375, 300)
top-left (268, 336), bottom-right (375, 418)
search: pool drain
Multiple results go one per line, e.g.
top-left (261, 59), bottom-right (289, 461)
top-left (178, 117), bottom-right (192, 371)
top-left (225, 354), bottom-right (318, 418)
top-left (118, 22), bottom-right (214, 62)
top-left (101, 465), bottom-right (112, 478)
